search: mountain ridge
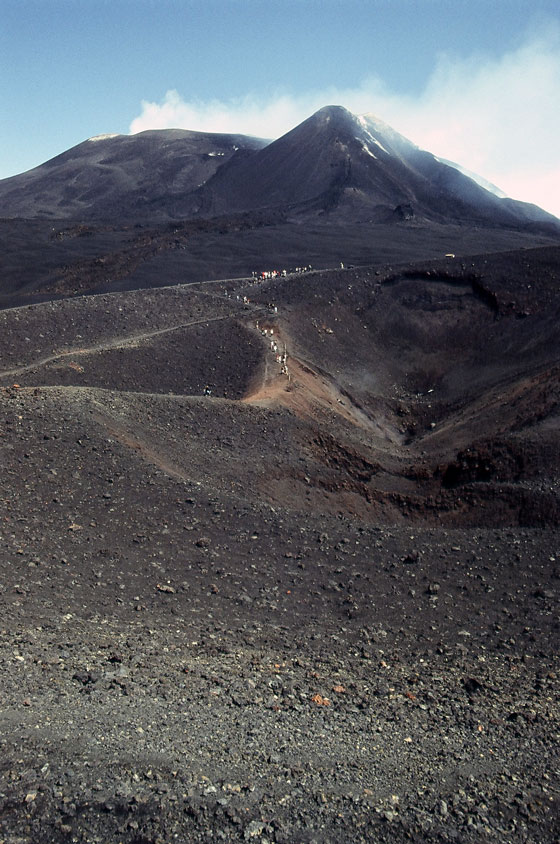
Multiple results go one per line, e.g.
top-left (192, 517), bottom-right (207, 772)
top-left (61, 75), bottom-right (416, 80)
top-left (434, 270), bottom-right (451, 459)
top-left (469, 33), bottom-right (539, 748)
top-left (0, 105), bottom-right (557, 230)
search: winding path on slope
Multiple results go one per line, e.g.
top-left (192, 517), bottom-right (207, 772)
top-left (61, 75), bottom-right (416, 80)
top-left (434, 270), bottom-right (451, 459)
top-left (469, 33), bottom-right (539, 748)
top-left (0, 312), bottom-right (258, 380)
top-left (242, 320), bottom-right (401, 443)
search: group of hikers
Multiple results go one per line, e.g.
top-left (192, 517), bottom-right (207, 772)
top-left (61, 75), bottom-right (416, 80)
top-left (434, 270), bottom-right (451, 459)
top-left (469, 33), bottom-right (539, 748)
top-left (256, 321), bottom-right (289, 379)
top-left (251, 265), bottom-right (312, 281)
top-left (203, 269), bottom-right (296, 399)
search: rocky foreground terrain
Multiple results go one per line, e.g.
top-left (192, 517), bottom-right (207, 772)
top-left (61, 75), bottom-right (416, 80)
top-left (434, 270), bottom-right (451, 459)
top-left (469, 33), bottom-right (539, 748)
top-left (0, 245), bottom-right (559, 842)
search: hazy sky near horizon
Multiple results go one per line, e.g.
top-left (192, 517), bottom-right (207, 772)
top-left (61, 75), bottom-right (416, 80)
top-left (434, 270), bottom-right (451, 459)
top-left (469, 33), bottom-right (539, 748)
top-left (2, 0), bottom-right (560, 217)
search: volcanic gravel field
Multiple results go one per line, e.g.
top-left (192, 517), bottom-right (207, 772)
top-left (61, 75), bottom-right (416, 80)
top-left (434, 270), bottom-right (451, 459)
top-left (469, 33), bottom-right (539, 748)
top-left (0, 247), bottom-right (559, 843)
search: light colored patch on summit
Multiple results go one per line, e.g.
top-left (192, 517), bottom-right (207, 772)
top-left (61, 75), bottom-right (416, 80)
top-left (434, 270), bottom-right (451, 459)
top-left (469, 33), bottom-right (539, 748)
top-left (87, 134), bottom-right (120, 142)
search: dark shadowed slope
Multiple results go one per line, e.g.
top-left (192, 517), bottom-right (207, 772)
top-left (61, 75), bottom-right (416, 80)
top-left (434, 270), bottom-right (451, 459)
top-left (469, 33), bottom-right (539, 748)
top-left (0, 129), bottom-right (267, 220)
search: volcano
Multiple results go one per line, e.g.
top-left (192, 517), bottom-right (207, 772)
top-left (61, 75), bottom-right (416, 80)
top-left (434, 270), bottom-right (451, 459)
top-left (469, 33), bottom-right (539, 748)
top-left (1, 106), bottom-right (559, 307)
top-left (184, 105), bottom-right (558, 227)
top-left (0, 106), bottom-right (557, 229)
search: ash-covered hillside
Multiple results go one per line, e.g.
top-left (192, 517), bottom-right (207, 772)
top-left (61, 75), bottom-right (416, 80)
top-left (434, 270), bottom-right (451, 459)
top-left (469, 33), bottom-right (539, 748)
top-left (1, 245), bottom-right (559, 842)
top-left (0, 128), bottom-right (267, 221)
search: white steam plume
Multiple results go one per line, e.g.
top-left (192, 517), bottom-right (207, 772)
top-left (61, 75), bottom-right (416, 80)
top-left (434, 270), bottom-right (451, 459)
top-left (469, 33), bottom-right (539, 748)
top-left (130, 27), bottom-right (560, 218)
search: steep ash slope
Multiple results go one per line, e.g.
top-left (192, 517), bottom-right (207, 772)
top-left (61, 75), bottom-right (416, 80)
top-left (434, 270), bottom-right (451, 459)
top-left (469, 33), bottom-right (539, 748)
top-left (244, 245), bottom-right (560, 526)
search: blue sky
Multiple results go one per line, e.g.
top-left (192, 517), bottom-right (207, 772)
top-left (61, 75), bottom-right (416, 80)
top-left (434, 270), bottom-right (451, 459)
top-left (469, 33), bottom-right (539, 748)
top-left (2, 0), bottom-right (560, 216)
